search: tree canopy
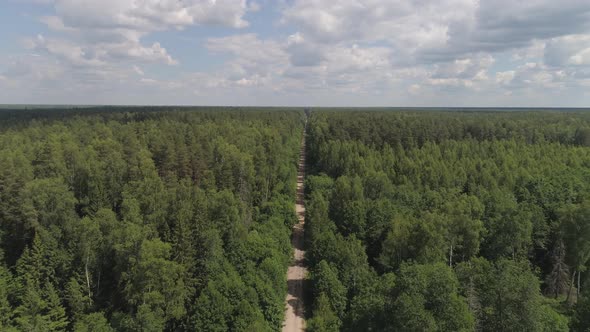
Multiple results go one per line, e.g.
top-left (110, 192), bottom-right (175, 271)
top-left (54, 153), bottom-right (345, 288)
top-left (2, 107), bottom-right (590, 330)
top-left (304, 110), bottom-right (590, 331)
top-left (0, 108), bottom-right (304, 330)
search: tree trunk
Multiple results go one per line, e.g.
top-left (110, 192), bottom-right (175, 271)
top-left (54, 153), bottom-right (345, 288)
top-left (449, 244), bottom-right (453, 267)
top-left (85, 250), bottom-right (92, 300)
top-left (567, 270), bottom-right (577, 305)
top-left (97, 270), bottom-right (101, 296)
top-left (578, 270), bottom-right (582, 297)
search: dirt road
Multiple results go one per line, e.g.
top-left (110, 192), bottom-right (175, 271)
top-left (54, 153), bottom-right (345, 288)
top-left (282, 124), bottom-right (308, 332)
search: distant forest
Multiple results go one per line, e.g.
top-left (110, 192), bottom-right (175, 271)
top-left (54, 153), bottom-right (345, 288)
top-left (0, 108), bottom-right (590, 331)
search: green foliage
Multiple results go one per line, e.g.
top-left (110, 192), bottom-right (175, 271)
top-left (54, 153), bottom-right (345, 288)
top-left (378, 214), bottom-right (446, 271)
top-left (480, 189), bottom-right (533, 259)
top-left (307, 293), bottom-right (341, 332)
top-left (0, 108), bottom-right (304, 330)
top-left (3, 108), bottom-right (590, 330)
top-left (304, 110), bottom-right (590, 330)
top-left (387, 263), bottom-right (474, 332)
top-left (311, 261), bottom-right (347, 319)
top-left (456, 258), bottom-right (568, 332)
top-left (0, 262), bottom-right (14, 329)
top-left (344, 273), bottom-right (395, 331)
top-left (13, 279), bottom-right (68, 331)
top-left (559, 201), bottom-right (590, 273)
top-left (305, 174), bottom-right (334, 200)
top-left (73, 312), bottom-right (114, 332)
top-left (539, 301), bottom-right (569, 332)
top-left (124, 239), bottom-right (187, 323)
top-left (572, 286), bottom-right (590, 331)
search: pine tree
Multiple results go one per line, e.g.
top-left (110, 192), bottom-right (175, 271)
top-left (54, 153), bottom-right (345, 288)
top-left (545, 240), bottom-right (570, 298)
top-left (44, 283), bottom-right (68, 331)
top-left (0, 260), bottom-right (14, 329)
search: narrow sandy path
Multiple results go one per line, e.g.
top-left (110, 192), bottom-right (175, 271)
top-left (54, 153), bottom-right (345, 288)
top-left (282, 123), bottom-right (308, 332)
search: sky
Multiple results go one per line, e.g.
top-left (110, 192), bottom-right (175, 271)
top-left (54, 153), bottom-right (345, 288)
top-left (0, 0), bottom-right (589, 107)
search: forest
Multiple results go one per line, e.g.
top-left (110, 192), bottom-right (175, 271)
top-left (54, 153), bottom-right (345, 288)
top-left (304, 110), bottom-right (590, 331)
top-left (1, 107), bottom-right (590, 331)
top-left (0, 108), bottom-right (304, 331)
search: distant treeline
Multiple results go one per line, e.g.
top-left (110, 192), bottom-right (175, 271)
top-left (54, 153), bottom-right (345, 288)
top-left (0, 106), bottom-right (302, 130)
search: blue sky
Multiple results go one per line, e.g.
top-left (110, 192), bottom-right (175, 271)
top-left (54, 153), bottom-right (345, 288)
top-left (1, 0), bottom-right (589, 107)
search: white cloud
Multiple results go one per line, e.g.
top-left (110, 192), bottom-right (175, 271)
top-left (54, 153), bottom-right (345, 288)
top-left (286, 33), bottom-right (324, 67)
top-left (26, 34), bottom-right (177, 65)
top-left (109, 41), bottom-right (178, 65)
top-left (274, 0), bottom-right (590, 103)
top-left (325, 44), bottom-right (391, 74)
top-left (30, 0), bottom-right (253, 70)
top-left (283, 0), bottom-right (590, 63)
top-left (25, 34), bottom-right (105, 67)
top-left (512, 40), bottom-right (546, 61)
top-left (39, 16), bottom-right (75, 32)
top-left (495, 62), bottom-right (568, 90)
top-left (5, 0), bottom-right (590, 106)
top-left (53, 0), bottom-right (250, 31)
top-left (545, 34), bottom-right (590, 66)
top-left (496, 71), bottom-right (515, 85)
top-left (205, 34), bottom-right (288, 87)
top-left (8, 0), bottom-right (258, 104)
top-left (282, 0), bottom-right (476, 61)
top-left (133, 65), bottom-right (144, 76)
top-left (431, 55), bottom-right (494, 80)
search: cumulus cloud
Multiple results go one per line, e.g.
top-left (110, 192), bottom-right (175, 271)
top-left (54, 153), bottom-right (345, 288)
top-left (545, 35), bottom-right (590, 66)
top-left (4, 0), bottom-right (590, 106)
top-left (431, 55), bottom-right (494, 80)
top-left (26, 0), bottom-right (255, 73)
top-left (197, 33), bottom-right (395, 94)
top-left (25, 34), bottom-right (106, 67)
top-left (286, 33), bottom-right (324, 67)
top-left (496, 71), bottom-right (516, 85)
top-left (205, 34), bottom-right (287, 87)
top-left (470, 1), bottom-right (590, 48)
top-left (53, 0), bottom-right (250, 31)
top-left (133, 65), bottom-right (144, 76)
top-left (494, 62), bottom-right (567, 91)
top-left (282, 0), bottom-right (475, 62)
top-left (282, 0), bottom-right (590, 63)
top-left (6, 0), bottom-right (256, 103)
top-left (25, 33), bottom-right (177, 65)
top-left (276, 0), bottom-right (590, 103)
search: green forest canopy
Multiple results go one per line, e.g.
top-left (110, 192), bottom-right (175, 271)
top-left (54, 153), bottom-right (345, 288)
top-left (0, 107), bottom-right (589, 331)
top-left (0, 108), bottom-right (304, 331)
top-left (304, 110), bottom-right (590, 332)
